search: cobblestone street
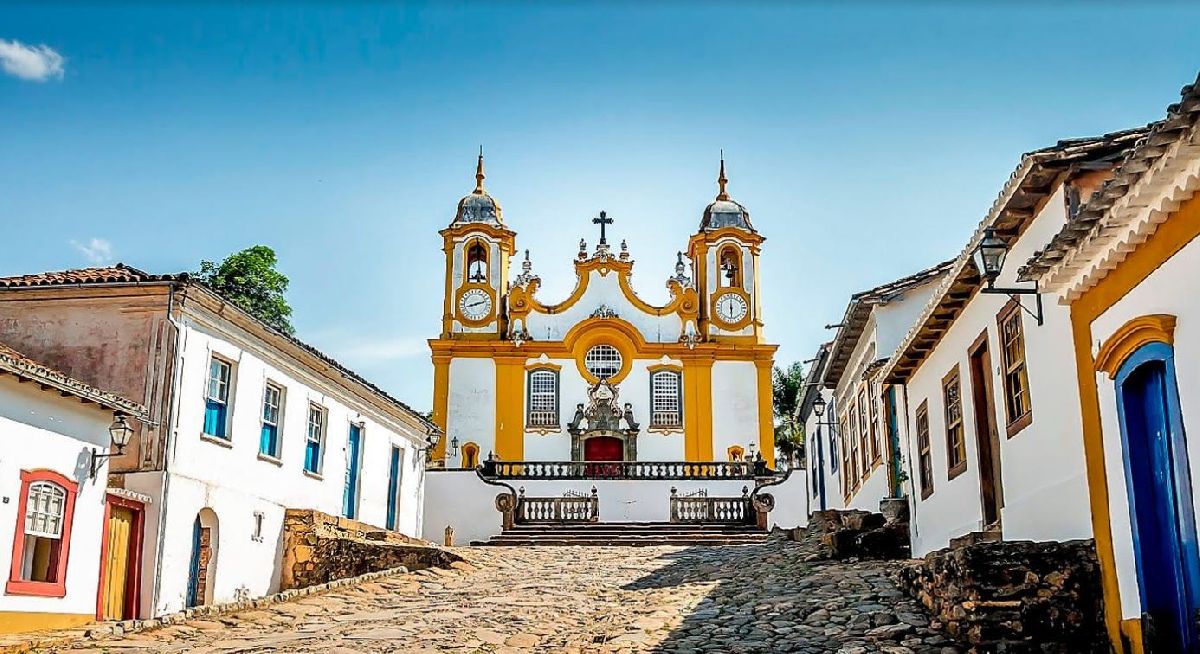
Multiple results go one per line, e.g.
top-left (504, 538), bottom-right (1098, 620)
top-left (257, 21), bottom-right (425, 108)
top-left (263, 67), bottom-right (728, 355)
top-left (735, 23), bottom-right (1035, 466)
top-left (28, 533), bottom-right (957, 654)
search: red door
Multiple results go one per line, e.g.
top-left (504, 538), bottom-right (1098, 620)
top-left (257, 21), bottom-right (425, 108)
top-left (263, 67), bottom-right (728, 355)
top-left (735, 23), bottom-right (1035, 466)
top-left (584, 436), bottom-right (623, 461)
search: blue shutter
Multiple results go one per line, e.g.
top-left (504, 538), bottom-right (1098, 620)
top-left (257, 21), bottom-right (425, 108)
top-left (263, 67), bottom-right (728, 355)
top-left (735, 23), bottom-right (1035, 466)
top-left (204, 400), bottom-right (226, 438)
top-left (342, 425), bottom-right (362, 518)
top-left (386, 446), bottom-right (401, 530)
top-left (305, 439), bottom-right (320, 473)
top-left (259, 423), bottom-right (277, 457)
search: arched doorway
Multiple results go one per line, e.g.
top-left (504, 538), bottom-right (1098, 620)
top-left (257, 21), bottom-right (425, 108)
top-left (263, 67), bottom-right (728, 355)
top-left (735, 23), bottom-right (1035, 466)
top-left (1114, 342), bottom-right (1200, 651)
top-left (186, 508), bottom-right (219, 608)
top-left (584, 436), bottom-right (624, 462)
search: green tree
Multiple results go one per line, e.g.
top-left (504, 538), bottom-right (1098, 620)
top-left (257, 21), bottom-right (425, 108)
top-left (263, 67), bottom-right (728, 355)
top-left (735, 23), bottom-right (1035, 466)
top-left (197, 245), bottom-right (295, 335)
top-left (773, 361), bottom-right (806, 467)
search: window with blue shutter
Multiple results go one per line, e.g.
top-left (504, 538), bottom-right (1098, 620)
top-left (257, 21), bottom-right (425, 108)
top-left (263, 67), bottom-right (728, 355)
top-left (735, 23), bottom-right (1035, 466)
top-left (304, 405), bottom-right (325, 474)
top-left (260, 383), bottom-right (283, 458)
top-left (204, 358), bottom-right (232, 439)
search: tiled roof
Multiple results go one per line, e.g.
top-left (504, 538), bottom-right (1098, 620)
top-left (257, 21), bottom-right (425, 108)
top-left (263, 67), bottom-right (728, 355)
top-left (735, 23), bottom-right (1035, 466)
top-left (882, 125), bottom-right (1153, 385)
top-left (823, 260), bottom-right (954, 391)
top-left (1020, 73), bottom-right (1200, 291)
top-left (0, 265), bottom-right (437, 434)
top-left (0, 340), bottom-right (147, 417)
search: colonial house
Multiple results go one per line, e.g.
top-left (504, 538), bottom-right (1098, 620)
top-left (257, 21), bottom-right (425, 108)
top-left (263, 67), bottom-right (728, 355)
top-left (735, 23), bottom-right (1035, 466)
top-left (819, 262), bottom-right (952, 514)
top-left (1020, 74), bottom-right (1200, 654)
top-left (0, 267), bottom-right (437, 618)
top-left (423, 155), bottom-right (803, 545)
top-left (797, 342), bottom-right (834, 512)
top-left (881, 127), bottom-right (1149, 557)
top-left (0, 341), bottom-right (148, 633)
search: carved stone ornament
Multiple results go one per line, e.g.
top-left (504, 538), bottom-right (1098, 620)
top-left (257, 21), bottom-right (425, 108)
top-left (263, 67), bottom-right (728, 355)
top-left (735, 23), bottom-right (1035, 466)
top-left (566, 379), bottom-right (641, 461)
top-left (591, 304), bottom-right (619, 319)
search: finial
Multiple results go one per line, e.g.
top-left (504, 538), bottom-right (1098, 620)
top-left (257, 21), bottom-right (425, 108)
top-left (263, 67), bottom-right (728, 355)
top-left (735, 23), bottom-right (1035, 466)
top-left (474, 145), bottom-right (486, 194)
top-left (716, 150), bottom-right (730, 201)
top-left (675, 251), bottom-right (685, 275)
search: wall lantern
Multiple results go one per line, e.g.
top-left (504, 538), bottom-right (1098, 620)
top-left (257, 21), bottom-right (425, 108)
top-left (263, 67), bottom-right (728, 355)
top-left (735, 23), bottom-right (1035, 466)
top-left (89, 411), bottom-right (135, 480)
top-left (972, 227), bottom-right (1044, 326)
top-left (425, 429), bottom-right (442, 452)
top-left (449, 436), bottom-right (460, 457)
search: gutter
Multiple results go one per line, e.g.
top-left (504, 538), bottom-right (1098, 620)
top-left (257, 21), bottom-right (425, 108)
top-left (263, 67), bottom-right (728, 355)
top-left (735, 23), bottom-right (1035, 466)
top-left (149, 282), bottom-right (186, 616)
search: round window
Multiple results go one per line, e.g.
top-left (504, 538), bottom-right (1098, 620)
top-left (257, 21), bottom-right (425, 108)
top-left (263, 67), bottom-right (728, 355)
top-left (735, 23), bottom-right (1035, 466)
top-left (584, 344), bottom-right (623, 380)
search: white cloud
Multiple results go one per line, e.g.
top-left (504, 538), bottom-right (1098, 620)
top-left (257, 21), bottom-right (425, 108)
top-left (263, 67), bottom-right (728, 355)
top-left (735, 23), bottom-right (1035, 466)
top-left (0, 39), bottom-right (65, 82)
top-left (70, 238), bottom-right (114, 264)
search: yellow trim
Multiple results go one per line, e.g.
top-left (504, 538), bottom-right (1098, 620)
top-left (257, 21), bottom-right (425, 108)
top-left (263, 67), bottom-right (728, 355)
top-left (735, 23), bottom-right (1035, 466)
top-left (683, 358), bottom-right (714, 460)
top-left (494, 356), bottom-right (525, 460)
top-left (727, 445), bottom-right (745, 461)
top-left (1094, 314), bottom-right (1177, 379)
top-left (0, 611), bottom-right (93, 634)
top-left (431, 356), bottom-right (450, 461)
top-left (524, 361), bottom-right (562, 372)
top-left (1067, 190), bottom-right (1200, 651)
top-left (756, 360), bottom-right (776, 468)
top-left (646, 362), bottom-right (683, 374)
top-left (564, 319), bottom-right (641, 385)
top-left (460, 441), bottom-right (480, 469)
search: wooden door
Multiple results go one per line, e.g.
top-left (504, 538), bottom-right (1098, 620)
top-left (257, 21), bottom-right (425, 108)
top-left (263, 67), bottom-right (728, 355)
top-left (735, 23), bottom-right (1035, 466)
top-left (968, 332), bottom-right (1004, 530)
top-left (100, 506), bottom-right (134, 620)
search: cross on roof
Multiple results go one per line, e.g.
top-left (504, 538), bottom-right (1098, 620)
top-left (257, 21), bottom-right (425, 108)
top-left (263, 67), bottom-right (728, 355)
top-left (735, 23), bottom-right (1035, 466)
top-left (592, 211), bottom-right (613, 245)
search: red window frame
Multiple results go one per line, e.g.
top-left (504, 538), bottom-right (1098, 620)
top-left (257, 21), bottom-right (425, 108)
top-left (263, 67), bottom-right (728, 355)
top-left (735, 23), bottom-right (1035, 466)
top-left (7, 469), bottom-right (79, 598)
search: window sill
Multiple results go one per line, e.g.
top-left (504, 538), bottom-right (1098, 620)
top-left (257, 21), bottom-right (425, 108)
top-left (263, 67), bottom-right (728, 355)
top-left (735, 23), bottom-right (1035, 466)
top-left (920, 487), bottom-right (934, 501)
top-left (947, 461), bottom-right (968, 481)
top-left (5, 579), bottom-right (66, 598)
top-left (648, 425), bottom-right (684, 434)
top-left (257, 453), bottom-right (283, 466)
top-left (302, 469), bottom-right (323, 481)
top-left (525, 425), bottom-right (560, 434)
top-left (1006, 412), bottom-right (1033, 439)
top-left (200, 433), bottom-right (233, 449)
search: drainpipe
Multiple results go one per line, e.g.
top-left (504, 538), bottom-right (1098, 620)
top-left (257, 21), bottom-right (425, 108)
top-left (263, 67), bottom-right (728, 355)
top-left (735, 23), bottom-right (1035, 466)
top-left (149, 283), bottom-right (187, 616)
top-left (900, 382), bottom-right (919, 539)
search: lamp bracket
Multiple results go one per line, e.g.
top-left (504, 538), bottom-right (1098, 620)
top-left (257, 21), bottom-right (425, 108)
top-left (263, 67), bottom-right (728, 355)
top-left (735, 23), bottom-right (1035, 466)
top-left (980, 284), bottom-right (1044, 326)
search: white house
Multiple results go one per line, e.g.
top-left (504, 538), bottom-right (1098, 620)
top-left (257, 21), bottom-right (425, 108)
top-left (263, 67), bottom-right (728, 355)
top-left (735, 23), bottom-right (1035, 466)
top-left (797, 341), bottom-right (835, 512)
top-left (882, 127), bottom-right (1149, 557)
top-left (1020, 73), bottom-right (1200, 653)
top-left (0, 267), bottom-right (437, 618)
top-left (819, 262), bottom-right (952, 514)
top-left (0, 340), bottom-right (148, 633)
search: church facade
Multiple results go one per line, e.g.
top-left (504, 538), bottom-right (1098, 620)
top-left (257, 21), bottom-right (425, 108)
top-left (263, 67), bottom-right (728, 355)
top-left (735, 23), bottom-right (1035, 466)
top-left (429, 155), bottom-right (777, 469)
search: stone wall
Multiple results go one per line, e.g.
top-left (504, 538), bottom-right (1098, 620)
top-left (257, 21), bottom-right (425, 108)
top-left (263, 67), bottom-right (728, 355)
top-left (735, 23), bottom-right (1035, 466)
top-left (799, 503), bottom-right (911, 560)
top-left (894, 539), bottom-right (1106, 653)
top-left (280, 509), bottom-right (462, 591)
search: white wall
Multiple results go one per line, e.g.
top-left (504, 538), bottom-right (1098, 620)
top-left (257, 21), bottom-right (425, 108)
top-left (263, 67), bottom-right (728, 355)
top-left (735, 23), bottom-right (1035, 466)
top-left (803, 390), bottom-right (840, 513)
top-left (446, 358), bottom-right (496, 460)
top-left (903, 187), bottom-right (1091, 556)
top-left (768, 471), bottom-right (809, 530)
top-left (711, 361), bottom-right (761, 459)
top-left (147, 318), bottom-right (427, 615)
top-left (0, 377), bottom-right (113, 618)
top-left (523, 270), bottom-right (685, 344)
top-left (1090, 235), bottom-right (1200, 619)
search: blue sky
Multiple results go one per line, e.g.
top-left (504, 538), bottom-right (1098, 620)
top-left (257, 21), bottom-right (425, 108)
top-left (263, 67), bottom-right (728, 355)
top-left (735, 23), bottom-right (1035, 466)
top-left (3, 3), bottom-right (1199, 410)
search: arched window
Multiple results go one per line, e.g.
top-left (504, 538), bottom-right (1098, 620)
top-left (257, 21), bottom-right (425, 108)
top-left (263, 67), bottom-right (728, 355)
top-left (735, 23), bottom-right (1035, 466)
top-left (584, 345), bottom-right (622, 380)
top-left (527, 369), bottom-right (560, 427)
top-left (461, 442), bottom-right (480, 469)
top-left (7, 470), bottom-right (78, 597)
top-left (650, 370), bottom-right (683, 428)
top-left (718, 245), bottom-right (742, 288)
top-left (727, 445), bottom-right (745, 462)
top-left (466, 242), bottom-right (488, 283)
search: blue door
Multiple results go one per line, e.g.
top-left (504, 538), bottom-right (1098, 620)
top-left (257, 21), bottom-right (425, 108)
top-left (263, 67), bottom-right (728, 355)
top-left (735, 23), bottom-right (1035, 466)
top-left (343, 424), bottom-right (363, 519)
top-left (886, 386), bottom-right (904, 498)
top-left (186, 516), bottom-right (201, 608)
top-left (1116, 343), bottom-right (1200, 652)
top-left (386, 446), bottom-right (402, 530)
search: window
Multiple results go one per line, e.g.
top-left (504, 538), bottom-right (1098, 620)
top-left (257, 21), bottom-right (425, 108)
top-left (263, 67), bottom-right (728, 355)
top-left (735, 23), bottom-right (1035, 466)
top-left (857, 390), bottom-right (870, 476)
top-left (460, 442), bottom-right (480, 469)
top-left (847, 404), bottom-right (860, 489)
top-left (584, 344), bottom-right (622, 380)
top-left (252, 512), bottom-right (264, 543)
top-left (943, 368), bottom-right (967, 479)
top-left (998, 302), bottom-right (1033, 436)
top-left (204, 357), bottom-right (232, 439)
top-left (304, 405), bottom-right (326, 475)
top-left (260, 383), bottom-right (284, 459)
top-left (386, 446), bottom-right (405, 530)
top-left (828, 398), bottom-right (839, 473)
top-left (868, 385), bottom-right (881, 464)
top-left (527, 369), bottom-right (559, 427)
top-left (650, 370), bottom-right (683, 428)
top-left (916, 402), bottom-right (933, 499)
top-left (7, 470), bottom-right (77, 597)
top-left (466, 241), bottom-right (488, 283)
top-left (718, 245), bottom-right (742, 287)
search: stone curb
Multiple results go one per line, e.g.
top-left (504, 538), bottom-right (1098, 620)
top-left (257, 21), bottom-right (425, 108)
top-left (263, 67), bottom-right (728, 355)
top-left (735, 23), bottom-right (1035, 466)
top-left (0, 565), bottom-right (419, 654)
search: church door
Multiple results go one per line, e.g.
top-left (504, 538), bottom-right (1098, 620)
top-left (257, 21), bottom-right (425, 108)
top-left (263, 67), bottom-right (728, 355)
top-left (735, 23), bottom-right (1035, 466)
top-left (584, 436), bottom-right (624, 462)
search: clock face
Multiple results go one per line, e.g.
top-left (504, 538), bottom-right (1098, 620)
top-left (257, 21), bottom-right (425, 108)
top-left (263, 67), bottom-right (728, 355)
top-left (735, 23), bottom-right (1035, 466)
top-left (714, 292), bottom-right (749, 325)
top-left (458, 288), bottom-right (493, 322)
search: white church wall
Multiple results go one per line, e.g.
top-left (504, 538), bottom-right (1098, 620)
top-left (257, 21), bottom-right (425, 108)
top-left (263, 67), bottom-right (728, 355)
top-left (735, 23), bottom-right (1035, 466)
top-left (1089, 234), bottom-right (1200, 620)
top-left (710, 361), bottom-right (761, 459)
top-left (768, 470), bottom-right (809, 530)
top-left (522, 272), bottom-right (684, 345)
top-left (446, 358), bottom-right (497, 459)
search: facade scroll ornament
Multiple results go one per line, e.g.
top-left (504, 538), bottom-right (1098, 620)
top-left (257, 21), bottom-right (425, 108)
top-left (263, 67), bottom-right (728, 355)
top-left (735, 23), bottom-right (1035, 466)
top-left (591, 304), bottom-right (619, 319)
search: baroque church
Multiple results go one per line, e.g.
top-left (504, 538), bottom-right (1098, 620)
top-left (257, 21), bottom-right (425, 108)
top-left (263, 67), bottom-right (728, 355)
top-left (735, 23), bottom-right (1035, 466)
top-left (429, 153), bottom-right (778, 468)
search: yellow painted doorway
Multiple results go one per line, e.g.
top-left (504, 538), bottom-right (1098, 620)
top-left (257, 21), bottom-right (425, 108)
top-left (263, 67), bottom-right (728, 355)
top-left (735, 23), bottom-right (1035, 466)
top-left (100, 506), bottom-right (134, 621)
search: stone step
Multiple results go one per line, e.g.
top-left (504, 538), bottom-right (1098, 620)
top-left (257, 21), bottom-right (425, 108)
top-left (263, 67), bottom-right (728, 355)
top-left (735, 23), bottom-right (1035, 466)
top-left (476, 535), bottom-right (769, 546)
top-left (474, 521), bottom-right (768, 546)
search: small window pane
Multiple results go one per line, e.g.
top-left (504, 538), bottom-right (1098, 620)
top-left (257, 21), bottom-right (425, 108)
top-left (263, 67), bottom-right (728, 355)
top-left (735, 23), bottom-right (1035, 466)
top-left (528, 370), bottom-right (558, 426)
top-left (584, 345), bottom-right (622, 379)
top-left (24, 482), bottom-right (66, 539)
top-left (651, 370), bottom-right (682, 427)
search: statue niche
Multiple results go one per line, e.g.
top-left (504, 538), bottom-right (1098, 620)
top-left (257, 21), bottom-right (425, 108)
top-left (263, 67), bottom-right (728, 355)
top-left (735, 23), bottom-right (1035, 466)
top-left (566, 379), bottom-right (640, 462)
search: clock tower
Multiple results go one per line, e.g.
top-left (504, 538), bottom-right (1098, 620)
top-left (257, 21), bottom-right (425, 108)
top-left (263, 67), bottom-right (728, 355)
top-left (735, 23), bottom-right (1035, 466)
top-left (688, 157), bottom-right (764, 342)
top-left (439, 150), bottom-right (515, 339)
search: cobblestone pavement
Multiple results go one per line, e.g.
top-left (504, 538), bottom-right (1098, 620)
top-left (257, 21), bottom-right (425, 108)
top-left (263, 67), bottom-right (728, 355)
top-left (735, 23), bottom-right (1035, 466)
top-left (44, 535), bottom-right (957, 654)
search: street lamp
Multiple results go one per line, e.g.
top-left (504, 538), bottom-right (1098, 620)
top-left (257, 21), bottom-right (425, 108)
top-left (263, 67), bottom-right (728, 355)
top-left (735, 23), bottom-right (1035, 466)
top-left (449, 436), bottom-right (460, 457)
top-left (972, 226), bottom-right (1044, 325)
top-left (425, 429), bottom-right (442, 451)
top-left (89, 411), bottom-right (135, 480)
top-left (812, 394), bottom-right (827, 419)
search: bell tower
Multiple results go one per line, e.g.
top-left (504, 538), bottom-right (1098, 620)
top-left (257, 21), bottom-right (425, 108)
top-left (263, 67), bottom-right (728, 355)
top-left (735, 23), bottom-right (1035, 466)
top-left (440, 150), bottom-right (515, 339)
top-left (688, 157), bottom-right (764, 342)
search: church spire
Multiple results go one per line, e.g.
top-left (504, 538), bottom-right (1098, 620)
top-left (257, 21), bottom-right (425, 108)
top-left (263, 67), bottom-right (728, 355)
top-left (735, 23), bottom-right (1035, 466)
top-left (474, 146), bottom-right (486, 194)
top-left (716, 151), bottom-right (730, 201)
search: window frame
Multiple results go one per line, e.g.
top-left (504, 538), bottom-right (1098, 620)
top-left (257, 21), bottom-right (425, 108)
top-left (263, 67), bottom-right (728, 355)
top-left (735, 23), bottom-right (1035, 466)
top-left (915, 401), bottom-right (934, 500)
top-left (583, 344), bottom-right (623, 380)
top-left (846, 403), bottom-right (860, 491)
top-left (7, 470), bottom-right (78, 597)
top-left (649, 369), bottom-right (684, 429)
top-left (943, 366), bottom-right (968, 480)
top-left (997, 299), bottom-right (1034, 437)
top-left (259, 381), bottom-right (285, 460)
top-left (526, 368), bottom-right (560, 428)
top-left (303, 403), bottom-right (327, 476)
top-left (203, 356), bottom-right (234, 441)
top-left (868, 383), bottom-right (881, 466)
top-left (857, 388), bottom-right (870, 476)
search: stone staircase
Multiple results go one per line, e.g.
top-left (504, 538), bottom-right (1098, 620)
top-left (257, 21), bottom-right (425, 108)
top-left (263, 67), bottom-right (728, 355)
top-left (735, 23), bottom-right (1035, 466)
top-left (473, 522), bottom-right (769, 547)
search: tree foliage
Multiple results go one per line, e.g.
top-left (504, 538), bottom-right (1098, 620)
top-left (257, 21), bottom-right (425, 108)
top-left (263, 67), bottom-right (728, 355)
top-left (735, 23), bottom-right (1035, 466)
top-left (197, 245), bottom-right (295, 335)
top-left (772, 361), bottom-right (806, 466)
